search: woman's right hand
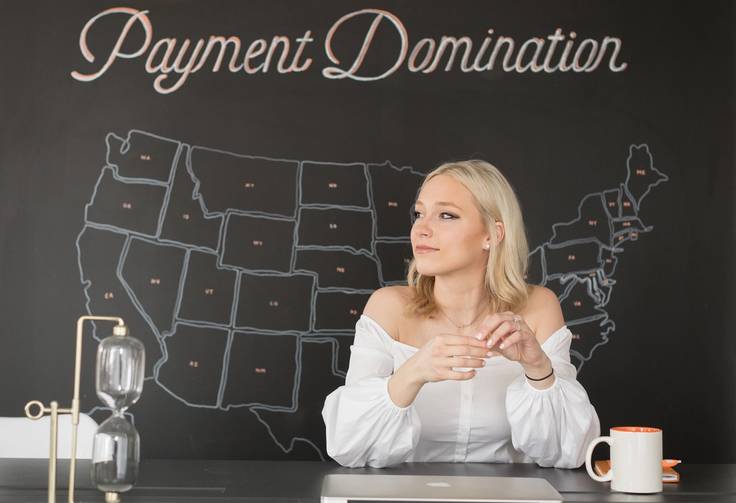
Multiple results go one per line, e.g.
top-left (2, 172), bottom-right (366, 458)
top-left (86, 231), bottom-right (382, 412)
top-left (388, 333), bottom-right (489, 408)
top-left (408, 333), bottom-right (489, 384)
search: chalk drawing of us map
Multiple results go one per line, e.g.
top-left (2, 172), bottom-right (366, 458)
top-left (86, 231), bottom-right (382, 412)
top-left (76, 130), bottom-right (668, 458)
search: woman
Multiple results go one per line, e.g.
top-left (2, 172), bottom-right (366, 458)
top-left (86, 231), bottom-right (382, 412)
top-left (322, 160), bottom-right (600, 468)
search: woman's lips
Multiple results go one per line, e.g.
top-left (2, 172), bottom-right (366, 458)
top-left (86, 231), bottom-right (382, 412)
top-left (414, 246), bottom-right (438, 254)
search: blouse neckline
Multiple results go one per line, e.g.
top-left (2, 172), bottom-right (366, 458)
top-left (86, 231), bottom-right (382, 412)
top-left (360, 314), bottom-right (567, 352)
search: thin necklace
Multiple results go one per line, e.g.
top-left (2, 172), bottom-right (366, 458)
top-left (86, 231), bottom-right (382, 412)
top-left (437, 304), bottom-right (488, 329)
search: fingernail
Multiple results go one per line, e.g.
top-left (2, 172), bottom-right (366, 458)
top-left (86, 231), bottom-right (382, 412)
top-left (499, 342), bottom-right (505, 349)
top-left (481, 360), bottom-right (486, 366)
top-left (486, 351), bottom-right (493, 357)
top-left (486, 339), bottom-right (493, 348)
top-left (474, 332), bottom-right (483, 340)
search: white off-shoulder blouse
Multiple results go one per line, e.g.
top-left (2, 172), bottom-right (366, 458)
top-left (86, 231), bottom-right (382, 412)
top-left (322, 315), bottom-right (600, 468)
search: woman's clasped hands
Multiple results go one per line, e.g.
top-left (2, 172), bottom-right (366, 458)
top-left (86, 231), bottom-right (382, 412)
top-left (398, 311), bottom-right (554, 397)
top-left (407, 311), bottom-right (552, 384)
top-left (409, 333), bottom-right (489, 383)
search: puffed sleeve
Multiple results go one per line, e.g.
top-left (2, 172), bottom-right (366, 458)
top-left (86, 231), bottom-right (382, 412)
top-left (505, 326), bottom-right (601, 469)
top-left (322, 316), bottom-right (422, 467)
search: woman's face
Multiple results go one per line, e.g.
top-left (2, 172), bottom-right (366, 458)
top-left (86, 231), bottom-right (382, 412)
top-left (410, 174), bottom-right (491, 277)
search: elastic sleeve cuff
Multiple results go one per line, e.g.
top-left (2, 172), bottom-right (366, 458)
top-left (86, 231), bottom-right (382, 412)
top-left (521, 372), bottom-right (561, 394)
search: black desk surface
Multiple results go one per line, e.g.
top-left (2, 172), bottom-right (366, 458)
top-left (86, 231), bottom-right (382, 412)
top-left (1, 459), bottom-right (735, 502)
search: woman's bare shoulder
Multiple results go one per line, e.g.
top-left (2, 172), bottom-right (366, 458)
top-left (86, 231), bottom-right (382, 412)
top-left (362, 286), bottom-right (413, 340)
top-left (521, 285), bottom-right (565, 344)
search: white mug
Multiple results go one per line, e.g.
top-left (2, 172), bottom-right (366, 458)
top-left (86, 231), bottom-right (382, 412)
top-left (585, 426), bottom-right (663, 494)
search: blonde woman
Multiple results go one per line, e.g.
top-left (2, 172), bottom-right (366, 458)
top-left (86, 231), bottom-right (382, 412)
top-left (322, 160), bottom-right (600, 468)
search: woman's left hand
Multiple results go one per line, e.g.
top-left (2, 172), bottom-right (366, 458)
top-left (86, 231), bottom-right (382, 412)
top-left (475, 312), bottom-right (549, 370)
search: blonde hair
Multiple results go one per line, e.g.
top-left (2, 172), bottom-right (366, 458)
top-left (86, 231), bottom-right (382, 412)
top-left (406, 159), bottom-right (531, 316)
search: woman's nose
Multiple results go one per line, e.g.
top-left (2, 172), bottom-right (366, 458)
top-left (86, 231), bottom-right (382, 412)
top-left (412, 218), bottom-right (432, 237)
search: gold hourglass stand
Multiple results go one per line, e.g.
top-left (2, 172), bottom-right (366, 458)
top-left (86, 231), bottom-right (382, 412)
top-left (24, 316), bottom-right (126, 503)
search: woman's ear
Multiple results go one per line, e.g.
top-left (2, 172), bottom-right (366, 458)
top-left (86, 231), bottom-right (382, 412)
top-left (484, 221), bottom-right (504, 249)
top-left (494, 220), bottom-right (505, 244)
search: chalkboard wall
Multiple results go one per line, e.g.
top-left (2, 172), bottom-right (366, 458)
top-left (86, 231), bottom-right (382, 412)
top-left (0, 1), bottom-right (733, 463)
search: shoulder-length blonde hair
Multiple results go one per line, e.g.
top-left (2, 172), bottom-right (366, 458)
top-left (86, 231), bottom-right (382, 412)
top-left (406, 159), bottom-right (531, 316)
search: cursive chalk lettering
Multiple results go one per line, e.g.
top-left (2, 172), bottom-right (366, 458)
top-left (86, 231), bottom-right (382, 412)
top-left (70, 7), bottom-right (628, 94)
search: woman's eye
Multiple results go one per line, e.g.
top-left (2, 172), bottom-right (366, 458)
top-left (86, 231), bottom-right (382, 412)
top-left (411, 210), bottom-right (457, 221)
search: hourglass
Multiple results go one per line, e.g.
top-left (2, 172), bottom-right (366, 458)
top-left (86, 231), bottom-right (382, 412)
top-left (91, 323), bottom-right (145, 503)
top-left (23, 316), bottom-right (144, 503)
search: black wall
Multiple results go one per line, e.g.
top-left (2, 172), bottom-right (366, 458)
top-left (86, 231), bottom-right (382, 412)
top-left (0, 1), bottom-right (733, 462)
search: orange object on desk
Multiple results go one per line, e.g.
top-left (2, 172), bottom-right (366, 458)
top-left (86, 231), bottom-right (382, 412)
top-left (594, 459), bottom-right (681, 483)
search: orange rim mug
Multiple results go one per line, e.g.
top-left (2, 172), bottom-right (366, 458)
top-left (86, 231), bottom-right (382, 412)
top-left (585, 426), bottom-right (663, 494)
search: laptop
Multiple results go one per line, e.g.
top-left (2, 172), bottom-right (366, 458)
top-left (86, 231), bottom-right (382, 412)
top-left (321, 474), bottom-right (563, 503)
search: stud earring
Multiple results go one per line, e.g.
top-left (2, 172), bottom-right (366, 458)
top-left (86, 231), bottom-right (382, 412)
top-left (483, 243), bottom-right (490, 250)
